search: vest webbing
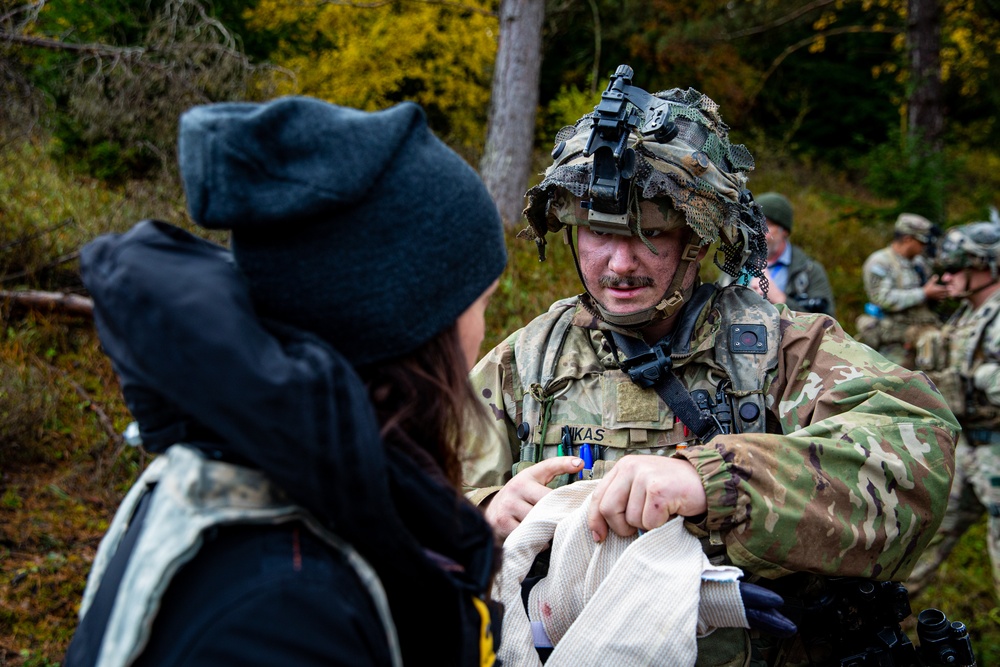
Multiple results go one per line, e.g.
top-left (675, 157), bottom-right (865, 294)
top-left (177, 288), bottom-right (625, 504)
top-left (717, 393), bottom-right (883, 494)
top-left (512, 285), bottom-right (780, 460)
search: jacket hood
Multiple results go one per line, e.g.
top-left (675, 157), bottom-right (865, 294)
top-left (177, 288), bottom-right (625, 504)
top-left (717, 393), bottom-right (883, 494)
top-left (79, 221), bottom-right (495, 598)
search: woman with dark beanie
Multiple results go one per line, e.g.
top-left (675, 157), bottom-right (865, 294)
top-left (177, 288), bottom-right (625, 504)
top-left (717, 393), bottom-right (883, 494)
top-left (63, 97), bottom-right (506, 666)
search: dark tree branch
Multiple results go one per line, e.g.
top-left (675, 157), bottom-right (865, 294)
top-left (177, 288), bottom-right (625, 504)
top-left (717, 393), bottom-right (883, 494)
top-left (0, 252), bottom-right (80, 284)
top-left (747, 25), bottom-right (901, 109)
top-left (0, 31), bottom-right (144, 58)
top-left (0, 219), bottom-right (73, 252)
top-left (724, 0), bottom-right (840, 40)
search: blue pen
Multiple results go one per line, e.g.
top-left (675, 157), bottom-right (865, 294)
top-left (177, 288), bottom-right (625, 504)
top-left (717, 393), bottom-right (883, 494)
top-left (578, 443), bottom-right (594, 479)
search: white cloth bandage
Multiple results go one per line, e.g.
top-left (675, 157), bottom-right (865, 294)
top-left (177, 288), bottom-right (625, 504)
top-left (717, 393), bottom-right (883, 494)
top-left (495, 481), bottom-right (747, 667)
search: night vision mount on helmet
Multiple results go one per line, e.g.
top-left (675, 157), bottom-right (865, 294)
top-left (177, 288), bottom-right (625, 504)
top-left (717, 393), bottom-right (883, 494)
top-left (520, 65), bottom-right (769, 329)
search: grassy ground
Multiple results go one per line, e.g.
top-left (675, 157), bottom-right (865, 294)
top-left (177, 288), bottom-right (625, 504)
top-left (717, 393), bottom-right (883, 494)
top-left (2, 137), bottom-right (999, 664)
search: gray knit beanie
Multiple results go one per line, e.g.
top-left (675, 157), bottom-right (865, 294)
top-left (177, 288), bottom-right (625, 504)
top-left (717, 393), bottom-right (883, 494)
top-left (178, 96), bottom-right (506, 366)
top-left (756, 192), bottom-right (793, 233)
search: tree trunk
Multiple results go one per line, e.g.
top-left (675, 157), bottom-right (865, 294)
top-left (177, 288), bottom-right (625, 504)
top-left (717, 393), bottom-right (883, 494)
top-left (480, 0), bottom-right (545, 229)
top-left (907, 0), bottom-right (943, 151)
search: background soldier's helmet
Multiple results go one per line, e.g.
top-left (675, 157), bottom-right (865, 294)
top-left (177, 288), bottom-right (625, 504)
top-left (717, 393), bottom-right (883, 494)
top-left (895, 213), bottom-right (939, 244)
top-left (936, 221), bottom-right (1000, 278)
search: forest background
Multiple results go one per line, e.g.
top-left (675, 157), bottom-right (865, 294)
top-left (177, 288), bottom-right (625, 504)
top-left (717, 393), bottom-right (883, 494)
top-left (2, 0), bottom-right (1000, 664)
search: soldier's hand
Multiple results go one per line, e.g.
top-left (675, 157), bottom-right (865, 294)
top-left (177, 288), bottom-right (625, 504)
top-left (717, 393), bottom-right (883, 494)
top-left (923, 276), bottom-right (949, 301)
top-left (587, 455), bottom-right (707, 542)
top-left (484, 457), bottom-right (584, 540)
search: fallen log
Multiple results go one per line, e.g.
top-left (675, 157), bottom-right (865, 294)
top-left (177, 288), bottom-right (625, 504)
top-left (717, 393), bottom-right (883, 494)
top-left (0, 289), bottom-right (94, 317)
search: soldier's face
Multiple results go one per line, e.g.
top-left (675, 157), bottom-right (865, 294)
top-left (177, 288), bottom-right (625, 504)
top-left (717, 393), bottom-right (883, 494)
top-left (577, 225), bottom-right (705, 316)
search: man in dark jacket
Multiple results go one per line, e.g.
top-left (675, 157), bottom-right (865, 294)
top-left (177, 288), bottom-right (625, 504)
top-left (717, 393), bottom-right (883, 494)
top-left (64, 97), bottom-right (506, 666)
top-left (752, 191), bottom-right (836, 317)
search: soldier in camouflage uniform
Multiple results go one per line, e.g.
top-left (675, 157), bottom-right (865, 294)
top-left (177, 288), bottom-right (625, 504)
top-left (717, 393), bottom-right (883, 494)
top-left (906, 221), bottom-right (1000, 601)
top-left (856, 213), bottom-right (948, 368)
top-left (463, 74), bottom-right (958, 666)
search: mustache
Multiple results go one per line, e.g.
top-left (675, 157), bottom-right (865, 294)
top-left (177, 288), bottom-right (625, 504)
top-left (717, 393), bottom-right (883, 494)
top-left (598, 275), bottom-right (655, 288)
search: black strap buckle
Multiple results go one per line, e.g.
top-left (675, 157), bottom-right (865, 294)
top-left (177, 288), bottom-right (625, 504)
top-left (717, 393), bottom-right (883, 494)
top-left (619, 341), bottom-right (673, 388)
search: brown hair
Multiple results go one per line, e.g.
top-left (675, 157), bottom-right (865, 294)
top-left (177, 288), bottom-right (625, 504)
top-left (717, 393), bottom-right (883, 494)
top-left (359, 323), bottom-right (486, 487)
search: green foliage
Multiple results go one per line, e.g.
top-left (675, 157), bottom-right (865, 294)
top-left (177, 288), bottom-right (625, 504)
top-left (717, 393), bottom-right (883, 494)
top-left (14, 0), bottom-right (272, 181)
top-left (906, 519), bottom-right (1000, 664)
top-left (0, 139), bottom-right (189, 291)
top-left (483, 226), bottom-right (581, 354)
top-left (539, 85), bottom-right (601, 144)
top-left (857, 128), bottom-right (955, 223)
top-left (0, 350), bottom-right (56, 467)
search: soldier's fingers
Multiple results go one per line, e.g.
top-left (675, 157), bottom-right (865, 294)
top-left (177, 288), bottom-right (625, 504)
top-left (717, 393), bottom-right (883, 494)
top-left (484, 492), bottom-right (535, 540)
top-left (624, 483), bottom-right (648, 532)
top-left (522, 456), bottom-right (584, 485)
top-left (586, 465), bottom-right (618, 542)
top-left (596, 470), bottom-right (638, 538)
top-left (516, 480), bottom-right (554, 507)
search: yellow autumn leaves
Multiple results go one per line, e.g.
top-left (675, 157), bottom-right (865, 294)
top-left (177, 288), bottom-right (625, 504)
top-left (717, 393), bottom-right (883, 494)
top-left (246, 0), bottom-right (499, 149)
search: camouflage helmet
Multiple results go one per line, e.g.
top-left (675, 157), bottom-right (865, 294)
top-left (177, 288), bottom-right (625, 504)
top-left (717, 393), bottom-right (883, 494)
top-left (895, 213), bottom-right (938, 244)
top-left (936, 221), bottom-right (1000, 278)
top-left (521, 80), bottom-right (767, 328)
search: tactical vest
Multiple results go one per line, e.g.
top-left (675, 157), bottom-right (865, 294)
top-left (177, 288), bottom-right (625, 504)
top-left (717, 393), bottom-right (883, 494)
top-left (506, 285), bottom-right (780, 667)
top-left (510, 284), bottom-right (780, 479)
top-left (915, 292), bottom-right (1000, 433)
top-left (79, 444), bottom-right (402, 667)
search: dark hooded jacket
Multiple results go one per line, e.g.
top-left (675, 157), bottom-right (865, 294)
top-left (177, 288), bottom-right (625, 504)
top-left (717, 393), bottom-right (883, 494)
top-left (64, 221), bottom-right (498, 666)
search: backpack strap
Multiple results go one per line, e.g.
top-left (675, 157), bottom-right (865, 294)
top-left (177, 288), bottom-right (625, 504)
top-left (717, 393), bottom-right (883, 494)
top-left (513, 297), bottom-right (581, 466)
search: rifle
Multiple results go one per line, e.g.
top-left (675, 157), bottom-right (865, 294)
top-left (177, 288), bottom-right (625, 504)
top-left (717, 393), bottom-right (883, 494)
top-left (782, 577), bottom-right (976, 666)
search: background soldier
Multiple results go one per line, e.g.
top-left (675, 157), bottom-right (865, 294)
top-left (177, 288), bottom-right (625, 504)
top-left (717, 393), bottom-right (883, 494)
top-left (749, 191), bottom-right (835, 316)
top-left (463, 72), bottom-right (958, 665)
top-left (907, 221), bottom-right (1000, 601)
top-left (857, 213), bottom-right (948, 368)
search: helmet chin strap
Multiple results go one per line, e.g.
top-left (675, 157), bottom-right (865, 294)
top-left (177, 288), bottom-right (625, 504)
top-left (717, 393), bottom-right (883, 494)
top-left (952, 268), bottom-right (995, 299)
top-left (570, 227), bottom-right (704, 330)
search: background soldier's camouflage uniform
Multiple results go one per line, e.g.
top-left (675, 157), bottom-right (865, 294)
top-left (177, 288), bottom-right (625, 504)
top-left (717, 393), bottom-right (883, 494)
top-left (907, 286), bottom-right (1000, 600)
top-left (858, 246), bottom-right (939, 368)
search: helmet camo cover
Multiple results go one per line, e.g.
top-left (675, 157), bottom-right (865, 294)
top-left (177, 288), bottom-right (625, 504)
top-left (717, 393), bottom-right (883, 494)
top-left (521, 87), bottom-right (767, 281)
top-left (937, 221), bottom-right (1000, 276)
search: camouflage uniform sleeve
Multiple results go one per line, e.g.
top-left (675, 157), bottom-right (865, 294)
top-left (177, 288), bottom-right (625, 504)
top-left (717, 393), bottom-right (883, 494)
top-left (676, 309), bottom-right (959, 581)
top-left (462, 331), bottom-right (523, 506)
top-left (863, 252), bottom-right (925, 312)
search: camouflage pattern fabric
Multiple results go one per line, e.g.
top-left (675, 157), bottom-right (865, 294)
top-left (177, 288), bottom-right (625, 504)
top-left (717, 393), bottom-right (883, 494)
top-left (858, 246), bottom-right (940, 368)
top-left (906, 287), bottom-right (1000, 600)
top-left (906, 434), bottom-right (1000, 600)
top-left (464, 285), bottom-right (958, 665)
top-left (465, 287), bottom-right (957, 580)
